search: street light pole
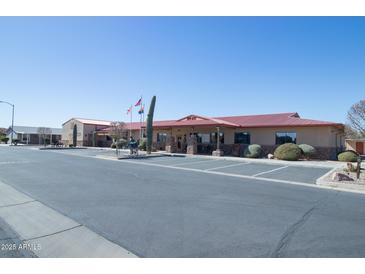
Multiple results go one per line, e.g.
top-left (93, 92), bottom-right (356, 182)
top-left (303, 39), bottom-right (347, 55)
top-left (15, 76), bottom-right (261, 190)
top-left (0, 101), bottom-right (15, 145)
top-left (11, 104), bottom-right (14, 144)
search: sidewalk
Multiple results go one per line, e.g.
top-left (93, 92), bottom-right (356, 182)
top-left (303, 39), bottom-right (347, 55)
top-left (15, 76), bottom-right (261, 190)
top-left (0, 180), bottom-right (137, 258)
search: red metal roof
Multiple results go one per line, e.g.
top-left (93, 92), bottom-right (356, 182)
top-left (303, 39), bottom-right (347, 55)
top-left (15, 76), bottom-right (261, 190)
top-left (214, 112), bottom-right (343, 128)
top-left (62, 118), bottom-right (112, 126)
top-left (99, 112), bottom-right (343, 132)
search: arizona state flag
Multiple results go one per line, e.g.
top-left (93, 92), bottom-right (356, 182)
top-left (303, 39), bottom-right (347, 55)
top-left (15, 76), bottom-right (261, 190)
top-left (138, 105), bottom-right (144, 114)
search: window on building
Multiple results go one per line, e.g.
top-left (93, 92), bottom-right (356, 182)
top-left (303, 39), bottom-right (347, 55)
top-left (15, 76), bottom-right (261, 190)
top-left (234, 132), bottom-right (251, 144)
top-left (157, 133), bottom-right (167, 143)
top-left (196, 133), bottom-right (211, 144)
top-left (210, 132), bottom-right (224, 144)
top-left (275, 132), bottom-right (297, 145)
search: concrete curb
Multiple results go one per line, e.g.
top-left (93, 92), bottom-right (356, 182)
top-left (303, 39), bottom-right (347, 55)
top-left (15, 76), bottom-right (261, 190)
top-left (0, 180), bottom-right (137, 258)
top-left (39, 147), bottom-right (87, 150)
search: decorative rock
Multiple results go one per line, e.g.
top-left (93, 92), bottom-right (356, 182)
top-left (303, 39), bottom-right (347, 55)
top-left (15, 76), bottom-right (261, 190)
top-left (331, 172), bottom-right (354, 182)
top-left (347, 162), bottom-right (355, 172)
top-left (212, 149), bottom-right (224, 157)
top-left (267, 154), bottom-right (274, 159)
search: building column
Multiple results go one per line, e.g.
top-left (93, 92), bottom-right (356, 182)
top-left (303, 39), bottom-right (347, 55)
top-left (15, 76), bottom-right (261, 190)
top-left (165, 134), bottom-right (177, 153)
top-left (187, 134), bottom-right (197, 155)
top-left (212, 126), bottom-right (224, 157)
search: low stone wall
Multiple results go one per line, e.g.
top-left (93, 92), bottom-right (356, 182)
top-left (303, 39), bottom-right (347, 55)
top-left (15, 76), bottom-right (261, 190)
top-left (163, 139), bottom-right (339, 160)
top-left (315, 147), bottom-right (339, 161)
top-left (196, 144), bottom-right (338, 160)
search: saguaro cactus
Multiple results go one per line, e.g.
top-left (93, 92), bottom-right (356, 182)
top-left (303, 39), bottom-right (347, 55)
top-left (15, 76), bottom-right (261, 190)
top-left (146, 96), bottom-right (156, 154)
top-left (73, 124), bottom-right (77, 147)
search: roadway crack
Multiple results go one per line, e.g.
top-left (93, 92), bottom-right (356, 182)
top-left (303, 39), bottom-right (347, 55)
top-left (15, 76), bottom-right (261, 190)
top-left (270, 195), bottom-right (333, 258)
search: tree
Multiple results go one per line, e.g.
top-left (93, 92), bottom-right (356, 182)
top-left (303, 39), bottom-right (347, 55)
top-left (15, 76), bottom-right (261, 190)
top-left (347, 100), bottom-right (365, 138)
top-left (345, 124), bottom-right (362, 139)
top-left (146, 96), bottom-right (156, 154)
top-left (37, 127), bottom-right (52, 146)
top-left (0, 128), bottom-right (6, 136)
top-left (0, 128), bottom-right (5, 143)
top-left (110, 122), bottom-right (126, 143)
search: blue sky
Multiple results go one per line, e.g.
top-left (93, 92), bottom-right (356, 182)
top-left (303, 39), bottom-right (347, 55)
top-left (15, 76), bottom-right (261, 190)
top-left (0, 17), bottom-right (364, 128)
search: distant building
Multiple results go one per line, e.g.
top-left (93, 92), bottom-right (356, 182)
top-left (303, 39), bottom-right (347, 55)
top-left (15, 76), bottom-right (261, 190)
top-left (6, 126), bottom-right (62, 145)
top-left (61, 118), bottom-right (113, 147)
top-left (62, 112), bottom-right (345, 160)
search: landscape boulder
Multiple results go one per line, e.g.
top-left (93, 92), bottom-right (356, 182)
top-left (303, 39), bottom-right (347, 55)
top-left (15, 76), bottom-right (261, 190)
top-left (331, 172), bottom-right (354, 182)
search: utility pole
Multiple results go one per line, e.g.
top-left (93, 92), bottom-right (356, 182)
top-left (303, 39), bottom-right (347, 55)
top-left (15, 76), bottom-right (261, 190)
top-left (0, 101), bottom-right (15, 145)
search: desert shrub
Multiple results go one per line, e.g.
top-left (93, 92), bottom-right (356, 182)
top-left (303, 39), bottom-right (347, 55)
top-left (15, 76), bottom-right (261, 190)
top-left (243, 144), bottom-right (263, 158)
top-left (138, 138), bottom-right (147, 151)
top-left (1, 137), bottom-right (9, 144)
top-left (337, 150), bottom-right (359, 162)
top-left (274, 143), bottom-right (302, 161)
top-left (299, 144), bottom-right (317, 158)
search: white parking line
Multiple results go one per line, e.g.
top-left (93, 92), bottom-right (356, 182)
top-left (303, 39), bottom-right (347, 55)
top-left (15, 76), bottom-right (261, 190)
top-left (205, 162), bottom-right (250, 171)
top-left (252, 166), bottom-right (289, 177)
top-left (171, 159), bottom-right (216, 167)
top-left (0, 161), bottom-right (31, 165)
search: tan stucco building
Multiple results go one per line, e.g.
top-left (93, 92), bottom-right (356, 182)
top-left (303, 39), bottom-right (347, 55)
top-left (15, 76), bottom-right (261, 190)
top-left (345, 139), bottom-right (365, 155)
top-left (62, 112), bottom-right (344, 160)
top-left (62, 118), bottom-right (113, 147)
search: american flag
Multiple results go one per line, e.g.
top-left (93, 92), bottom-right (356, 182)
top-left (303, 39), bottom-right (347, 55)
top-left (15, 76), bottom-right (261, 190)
top-left (135, 98), bottom-right (142, 107)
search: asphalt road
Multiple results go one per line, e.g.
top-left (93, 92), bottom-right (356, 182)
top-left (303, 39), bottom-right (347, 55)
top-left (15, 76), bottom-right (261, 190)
top-left (1, 146), bottom-right (365, 257)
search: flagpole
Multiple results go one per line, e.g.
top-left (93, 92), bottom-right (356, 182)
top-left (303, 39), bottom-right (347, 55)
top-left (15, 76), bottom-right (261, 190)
top-left (142, 103), bottom-right (145, 138)
top-left (130, 104), bottom-right (132, 138)
top-left (139, 96), bottom-right (142, 139)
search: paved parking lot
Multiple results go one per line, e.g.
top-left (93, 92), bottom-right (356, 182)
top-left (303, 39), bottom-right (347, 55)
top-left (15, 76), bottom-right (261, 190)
top-left (49, 148), bottom-right (333, 185)
top-left (120, 155), bottom-right (332, 184)
top-left (50, 148), bottom-right (332, 184)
